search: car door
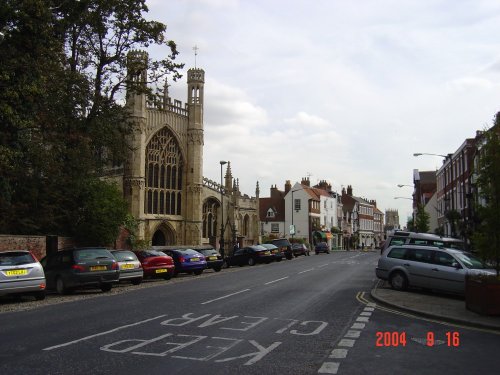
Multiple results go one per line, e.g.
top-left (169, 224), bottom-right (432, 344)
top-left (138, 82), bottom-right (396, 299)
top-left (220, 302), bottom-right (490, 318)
top-left (404, 248), bottom-right (435, 288)
top-left (231, 249), bottom-right (246, 266)
top-left (429, 251), bottom-right (465, 294)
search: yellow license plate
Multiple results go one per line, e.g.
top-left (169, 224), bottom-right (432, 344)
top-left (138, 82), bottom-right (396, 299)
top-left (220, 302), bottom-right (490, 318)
top-left (190, 258), bottom-right (200, 262)
top-left (155, 268), bottom-right (167, 273)
top-left (209, 256), bottom-right (217, 260)
top-left (121, 264), bottom-right (134, 270)
top-left (5, 269), bottom-right (28, 276)
top-left (90, 265), bottom-right (107, 271)
top-left (264, 251), bottom-right (270, 255)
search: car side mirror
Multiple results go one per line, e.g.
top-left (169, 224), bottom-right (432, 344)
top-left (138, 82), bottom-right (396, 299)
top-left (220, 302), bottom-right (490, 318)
top-left (453, 262), bottom-right (462, 269)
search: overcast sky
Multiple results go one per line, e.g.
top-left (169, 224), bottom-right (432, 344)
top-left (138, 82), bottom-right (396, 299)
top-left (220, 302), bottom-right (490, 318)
top-left (147, 0), bottom-right (500, 224)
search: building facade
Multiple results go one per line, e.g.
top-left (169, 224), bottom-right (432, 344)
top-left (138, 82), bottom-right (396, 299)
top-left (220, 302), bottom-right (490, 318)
top-left (108, 51), bottom-right (259, 250)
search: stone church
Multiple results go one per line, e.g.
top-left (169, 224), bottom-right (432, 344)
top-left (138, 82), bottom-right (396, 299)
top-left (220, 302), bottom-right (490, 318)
top-left (109, 51), bottom-right (260, 252)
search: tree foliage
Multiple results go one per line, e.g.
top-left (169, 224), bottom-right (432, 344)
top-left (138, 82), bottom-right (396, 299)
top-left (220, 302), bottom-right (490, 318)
top-left (473, 113), bottom-right (500, 275)
top-left (0, 0), bottom-right (183, 243)
top-left (414, 204), bottom-right (430, 233)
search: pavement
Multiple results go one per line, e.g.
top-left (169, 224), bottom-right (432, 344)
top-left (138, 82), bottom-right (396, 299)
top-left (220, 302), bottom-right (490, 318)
top-left (370, 280), bottom-right (500, 332)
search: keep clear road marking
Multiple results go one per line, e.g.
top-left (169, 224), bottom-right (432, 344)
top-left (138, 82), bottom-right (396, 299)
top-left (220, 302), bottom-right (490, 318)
top-left (264, 276), bottom-right (289, 285)
top-left (201, 289), bottom-right (251, 305)
top-left (43, 315), bottom-right (167, 351)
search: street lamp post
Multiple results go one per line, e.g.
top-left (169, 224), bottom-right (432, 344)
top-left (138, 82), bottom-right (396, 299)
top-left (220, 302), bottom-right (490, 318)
top-left (397, 184), bottom-right (413, 188)
top-left (219, 161), bottom-right (227, 259)
top-left (413, 153), bottom-right (448, 158)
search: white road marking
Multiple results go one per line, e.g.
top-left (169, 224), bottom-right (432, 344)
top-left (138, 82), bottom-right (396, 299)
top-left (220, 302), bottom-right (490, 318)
top-left (318, 362), bottom-right (340, 374)
top-left (351, 323), bottom-right (365, 329)
top-left (329, 348), bottom-right (348, 358)
top-left (360, 311), bottom-right (372, 316)
top-left (298, 268), bottom-right (314, 274)
top-left (356, 316), bottom-right (369, 322)
top-left (338, 339), bottom-right (355, 347)
top-left (363, 307), bottom-right (375, 312)
top-left (264, 276), bottom-right (289, 285)
top-left (344, 330), bottom-right (361, 339)
top-left (317, 263), bottom-right (329, 268)
top-left (201, 289), bottom-right (251, 305)
top-left (43, 315), bottom-right (167, 351)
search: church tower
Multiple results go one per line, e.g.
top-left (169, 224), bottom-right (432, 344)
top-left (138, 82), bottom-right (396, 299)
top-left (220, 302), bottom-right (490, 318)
top-left (184, 68), bottom-right (205, 245)
top-left (123, 50), bottom-right (148, 238)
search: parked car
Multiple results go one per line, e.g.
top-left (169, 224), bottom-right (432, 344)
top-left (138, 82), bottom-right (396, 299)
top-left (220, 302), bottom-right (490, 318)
top-left (292, 243), bottom-right (310, 257)
top-left (259, 243), bottom-right (283, 262)
top-left (133, 249), bottom-right (175, 280)
top-left (265, 238), bottom-right (293, 260)
top-left (162, 248), bottom-right (207, 276)
top-left (0, 250), bottom-right (46, 300)
top-left (381, 230), bottom-right (465, 254)
top-left (41, 247), bottom-right (119, 294)
top-left (376, 245), bottom-right (496, 295)
top-left (110, 250), bottom-right (143, 285)
top-left (314, 242), bottom-right (330, 254)
top-left (227, 245), bottom-right (275, 267)
top-left (195, 247), bottom-right (223, 272)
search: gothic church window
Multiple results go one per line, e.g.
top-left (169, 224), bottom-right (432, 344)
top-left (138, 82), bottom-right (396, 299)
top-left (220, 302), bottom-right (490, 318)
top-left (145, 127), bottom-right (183, 215)
top-left (202, 199), bottom-right (219, 238)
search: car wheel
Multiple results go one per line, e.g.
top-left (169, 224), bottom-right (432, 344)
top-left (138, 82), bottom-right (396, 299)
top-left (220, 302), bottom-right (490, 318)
top-left (213, 267), bottom-right (222, 272)
top-left (390, 271), bottom-right (408, 291)
top-left (222, 261), bottom-right (230, 269)
top-left (248, 258), bottom-right (256, 266)
top-left (163, 273), bottom-right (172, 280)
top-left (56, 277), bottom-right (68, 295)
top-left (132, 278), bottom-right (142, 285)
top-left (194, 269), bottom-right (203, 275)
top-left (34, 291), bottom-right (46, 301)
top-left (100, 283), bottom-right (112, 292)
top-left (315, 252), bottom-right (319, 255)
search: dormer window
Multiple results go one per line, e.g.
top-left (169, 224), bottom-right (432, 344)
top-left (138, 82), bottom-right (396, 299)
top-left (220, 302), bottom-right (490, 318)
top-left (266, 208), bottom-right (275, 218)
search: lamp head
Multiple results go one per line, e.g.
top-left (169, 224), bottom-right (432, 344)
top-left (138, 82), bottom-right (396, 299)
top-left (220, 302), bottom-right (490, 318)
top-left (220, 160), bottom-right (227, 166)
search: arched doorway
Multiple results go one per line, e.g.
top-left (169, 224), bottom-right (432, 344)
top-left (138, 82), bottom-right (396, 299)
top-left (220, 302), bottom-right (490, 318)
top-left (151, 224), bottom-right (175, 246)
top-left (152, 231), bottom-right (166, 246)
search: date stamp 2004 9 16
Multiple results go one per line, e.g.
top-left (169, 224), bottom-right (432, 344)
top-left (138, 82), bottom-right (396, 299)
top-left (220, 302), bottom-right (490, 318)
top-left (375, 331), bottom-right (460, 347)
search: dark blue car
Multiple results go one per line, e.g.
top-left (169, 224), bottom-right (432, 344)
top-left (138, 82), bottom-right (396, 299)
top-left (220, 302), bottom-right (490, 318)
top-left (162, 249), bottom-right (207, 276)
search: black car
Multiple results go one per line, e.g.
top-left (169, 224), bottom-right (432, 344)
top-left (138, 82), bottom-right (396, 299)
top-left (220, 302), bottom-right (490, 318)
top-left (196, 247), bottom-right (224, 272)
top-left (41, 247), bottom-right (120, 294)
top-left (292, 243), bottom-right (310, 257)
top-left (314, 242), bottom-right (330, 254)
top-left (265, 238), bottom-right (293, 260)
top-left (259, 243), bottom-right (283, 261)
top-left (228, 245), bottom-right (275, 266)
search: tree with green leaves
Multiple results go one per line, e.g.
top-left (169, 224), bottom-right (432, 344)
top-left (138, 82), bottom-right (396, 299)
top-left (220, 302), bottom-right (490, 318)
top-left (414, 204), bottom-right (430, 233)
top-left (473, 113), bottom-right (500, 276)
top-left (0, 0), bottom-right (183, 244)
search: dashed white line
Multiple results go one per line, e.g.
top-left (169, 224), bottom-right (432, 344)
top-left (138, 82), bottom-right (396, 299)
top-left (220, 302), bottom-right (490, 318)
top-left (351, 323), bottom-right (365, 329)
top-left (360, 311), bottom-right (372, 316)
top-left (356, 316), bottom-right (369, 322)
top-left (298, 268), bottom-right (314, 274)
top-left (264, 276), bottom-right (289, 285)
top-left (344, 330), bottom-right (361, 339)
top-left (329, 349), bottom-right (348, 359)
top-left (317, 263), bottom-right (329, 268)
top-left (338, 339), bottom-right (356, 347)
top-left (318, 362), bottom-right (340, 374)
top-left (201, 289), bottom-right (251, 305)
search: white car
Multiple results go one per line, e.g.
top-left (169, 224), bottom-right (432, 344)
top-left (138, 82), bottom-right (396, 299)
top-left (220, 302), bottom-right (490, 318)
top-left (0, 250), bottom-right (46, 300)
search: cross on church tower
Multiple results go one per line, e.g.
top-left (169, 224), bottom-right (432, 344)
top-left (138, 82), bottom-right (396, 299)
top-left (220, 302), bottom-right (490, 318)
top-left (193, 45), bottom-right (199, 68)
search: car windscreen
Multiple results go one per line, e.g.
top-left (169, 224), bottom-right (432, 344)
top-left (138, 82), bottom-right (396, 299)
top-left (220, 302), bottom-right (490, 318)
top-left (74, 249), bottom-right (113, 261)
top-left (453, 252), bottom-right (487, 269)
top-left (199, 249), bottom-right (218, 256)
top-left (0, 252), bottom-right (36, 266)
top-left (260, 244), bottom-right (277, 250)
top-left (140, 250), bottom-right (167, 257)
top-left (178, 249), bottom-right (201, 256)
top-left (112, 251), bottom-right (137, 262)
top-left (270, 240), bottom-right (289, 247)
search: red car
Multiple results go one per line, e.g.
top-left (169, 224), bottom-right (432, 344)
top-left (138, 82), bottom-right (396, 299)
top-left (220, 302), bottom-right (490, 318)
top-left (133, 250), bottom-right (175, 280)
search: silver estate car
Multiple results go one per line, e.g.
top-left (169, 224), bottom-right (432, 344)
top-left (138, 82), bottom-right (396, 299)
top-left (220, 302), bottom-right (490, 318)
top-left (376, 245), bottom-right (495, 295)
top-left (0, 250), bottom-right (46, 300)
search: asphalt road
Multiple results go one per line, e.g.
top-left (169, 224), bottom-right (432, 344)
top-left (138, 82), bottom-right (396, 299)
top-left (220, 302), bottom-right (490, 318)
top-left (1, 251), bottom-right (499, 375)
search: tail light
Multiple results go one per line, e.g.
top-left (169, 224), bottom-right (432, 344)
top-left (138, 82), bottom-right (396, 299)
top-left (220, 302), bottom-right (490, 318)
top-left (39, 282), bottom-right (46, 290)
top-left (71, 264), bottom-right (85, 272)
top-left (111, 261), bottom-right (119, 270)
top-left (179, 256), bottom-right (185, 263)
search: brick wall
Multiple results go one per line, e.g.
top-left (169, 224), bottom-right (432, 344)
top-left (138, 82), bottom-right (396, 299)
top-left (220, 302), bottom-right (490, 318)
top-left (0, 235), bottom-right (75, 260)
